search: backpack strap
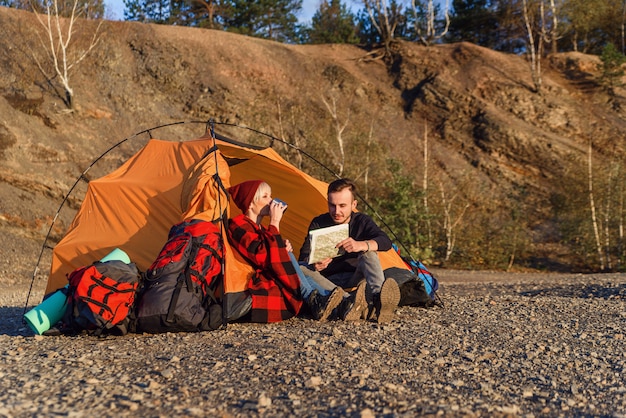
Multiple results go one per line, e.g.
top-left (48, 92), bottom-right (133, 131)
top-left (196, 242), bottom-right (222, 263)
top-left (165, 272), bottom-right (191, 324)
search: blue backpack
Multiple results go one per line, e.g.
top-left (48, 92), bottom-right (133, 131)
top-left (406, 259), bottom-right (439, 302)
top-left (384, 245), bottom-right (442, 308)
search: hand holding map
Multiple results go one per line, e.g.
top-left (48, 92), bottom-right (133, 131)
top-left (307, 223), bottom-right (349, 264)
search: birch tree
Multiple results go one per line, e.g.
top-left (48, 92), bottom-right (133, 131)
top-left (360, 122), bottom-right (375, 201)
top-left (588, 138), bottom-right (605, 270)
top-left (618, 163), bottom-right (625, 269)
top-left (362, 0), bottom-right (399, 56)
top-left (275, 99), bottom-right (304, 170)
top-left (321, 94), bottom-right (350, 176)
top-left (438, 180), bottom-right (469, 261)
top-left (603, 166), bottom-right (613, 270)
top-left (411, 0), bottom-right (450, 45)
top-left (522, 0), bottom-right (543, 92)
top-left (547, 0), bottom-right (560, 54)
top-left (421, 122), bottom-right (433, 252)
top-left (623, 0), bottom-right (626, 54)
top-left (32, 0), bottom-right (102, 109)
top-left (520, 0), bottom-right (563, 91)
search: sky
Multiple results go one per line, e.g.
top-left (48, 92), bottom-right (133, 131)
top-left (104, 1), bottom-right (447, 24)
top-left (104, 0), bottom-right (360, 23)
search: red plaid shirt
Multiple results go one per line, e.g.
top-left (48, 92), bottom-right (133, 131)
top-left (227, 214), bottom-right (303, 322)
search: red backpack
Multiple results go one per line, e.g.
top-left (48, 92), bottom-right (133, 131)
top-left (136, 218), bottom-right (224, 333)
top-left (63, 260), bottom-right (142, 335)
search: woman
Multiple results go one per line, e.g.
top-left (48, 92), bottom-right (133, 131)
top-left (227, 180), bottom-right (344, 322)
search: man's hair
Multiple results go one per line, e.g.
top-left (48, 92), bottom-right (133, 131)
top-left (328, 178), bottom-right (356, 197)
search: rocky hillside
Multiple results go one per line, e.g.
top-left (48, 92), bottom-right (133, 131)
top-left (1, 6), bottom-right (625, 279)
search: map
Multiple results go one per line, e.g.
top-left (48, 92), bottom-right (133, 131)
top-left (307, 223), bottom-right (349, 264)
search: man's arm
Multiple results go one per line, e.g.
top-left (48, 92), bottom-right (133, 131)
top-left (352, 213), bottom-right (392, 252)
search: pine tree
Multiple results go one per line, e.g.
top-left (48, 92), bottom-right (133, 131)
top-left (600, 42), bottom-right (626, 94)
top-left (222, 0), bottom-right (302, 43)
top-left (561, 0), bottom-right (621, 54)
top-left (124, 0), bottom-right (170, 23)
top-left (448, 0), bottom-right (499, 47)
top-left (305, 0), bottom-right (359, 44)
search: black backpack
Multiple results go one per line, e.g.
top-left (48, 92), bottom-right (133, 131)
top-left (384, 262), bottom-right (441, 308)
top-left (136, 218), bottom-right (224, 333)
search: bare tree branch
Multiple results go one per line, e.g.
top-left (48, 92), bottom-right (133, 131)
top-left (321, 95), bottom-right (350, 176)
top-left (438, 180), bottom-right (469, 261)
top-left (31, 0), bottom-right (102, 109)
top-left (362, 0), bottom-right (397, 56)
top-left (411, 0), bottom-right (450, 46)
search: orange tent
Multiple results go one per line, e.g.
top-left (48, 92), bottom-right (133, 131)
top-left (46, 131), bottom-right (408, 321)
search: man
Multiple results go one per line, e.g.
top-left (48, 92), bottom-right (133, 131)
top-left (298, 178), bottom-right (401, 324)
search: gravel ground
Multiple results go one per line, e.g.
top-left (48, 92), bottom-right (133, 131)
top-left (1, 270), bottom-right (625, 417)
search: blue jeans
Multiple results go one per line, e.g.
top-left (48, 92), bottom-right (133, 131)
top-left (299, 252), bottom-right (385, 304)
top-left (289, 252), bottom-right (332, 300)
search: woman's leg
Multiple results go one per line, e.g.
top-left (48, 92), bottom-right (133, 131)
top-left (289, 253), bottom-right (343, 320)
top-left (298, 264), bottom-right (351, 296)
top-left (289, 252), bottom-right (326, 298)
top-left (290, 252), bottom-right (348, 297)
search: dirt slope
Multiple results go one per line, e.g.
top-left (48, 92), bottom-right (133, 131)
top-left (1, 6), bottom-right (625, 284)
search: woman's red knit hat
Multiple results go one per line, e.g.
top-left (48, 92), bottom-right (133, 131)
top-left (228, 180), bottom-right (264, 212)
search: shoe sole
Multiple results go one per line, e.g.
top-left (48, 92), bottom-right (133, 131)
top-left (344, 280), bottom-right (367, 321)
top-left (377, 279), bottom-right (400, 324)
top-left (363, 282), bottom-right (375, 320)
top-left (318, 287), bottom-right (344, 322)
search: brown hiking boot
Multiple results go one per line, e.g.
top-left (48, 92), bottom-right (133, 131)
top-left (309, 287), bottom-right (343, 322)
top-left (375, 278), bottom-right (400, 324)
top-left (342, 280), bottom-right (367, 321)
